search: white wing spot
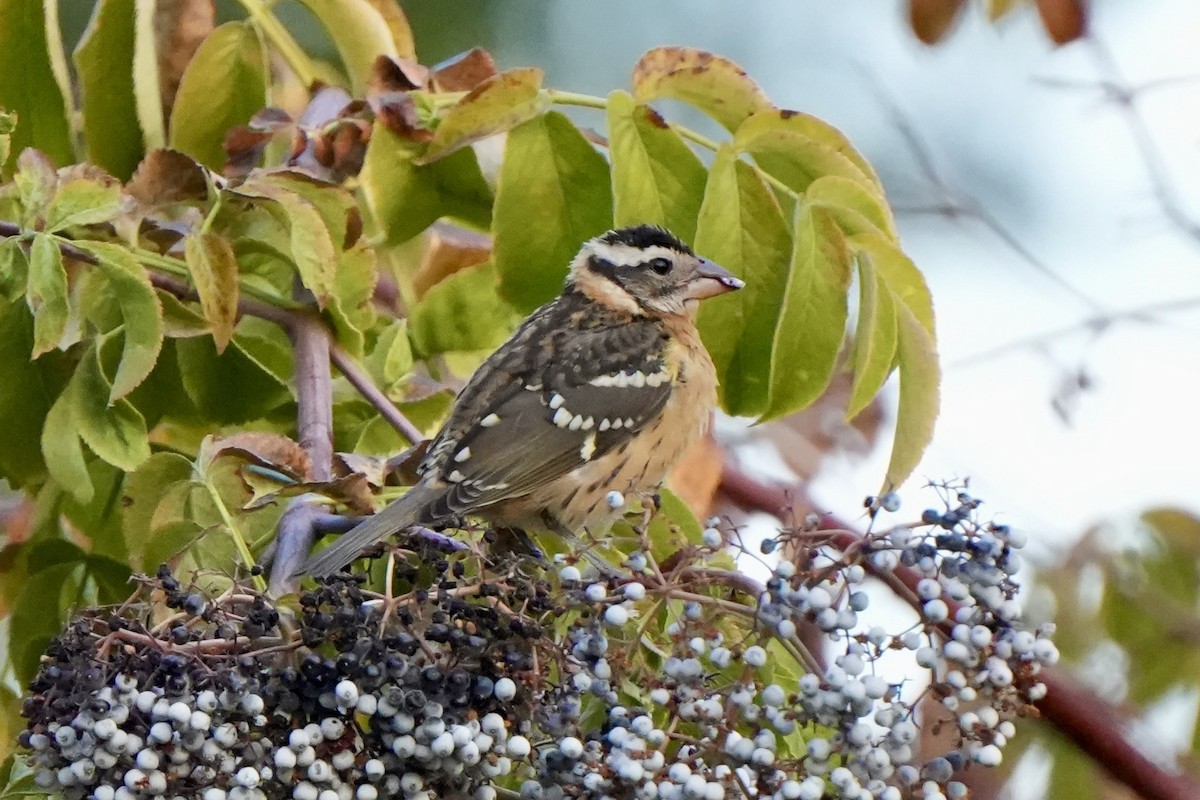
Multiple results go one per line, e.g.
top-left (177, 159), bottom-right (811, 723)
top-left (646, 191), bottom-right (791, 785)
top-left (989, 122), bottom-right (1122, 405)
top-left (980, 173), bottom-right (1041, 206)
top-left (552, 407), bottom-right (572, 428)
top-left (480, 413), bottom-right (501, 428)
top-left (568, 414), bottom-right (585, 431)
top-left (549, 393), bottom-right (565, 410)
top-left (447, 470), bottom-right (466, 483)
top-left (624, 417), bottom-right (635, 428)
top-left (581, 416), bottom-right (595, 430)
top-left (611, 418), bottom-right (624, 430)
top-left (454, 447), bottom-right (471, 463)
top-left (579, 431), bottom-right (597, 461)
top-left (630, 371), bottom-right (647, 388)
top-left (599, 418), bottom-right (611, 432)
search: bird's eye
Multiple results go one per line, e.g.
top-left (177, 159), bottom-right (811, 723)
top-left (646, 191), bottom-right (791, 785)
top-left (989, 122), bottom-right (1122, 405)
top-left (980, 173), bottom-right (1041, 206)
top-left (648, 257), bottom-right (672, 275)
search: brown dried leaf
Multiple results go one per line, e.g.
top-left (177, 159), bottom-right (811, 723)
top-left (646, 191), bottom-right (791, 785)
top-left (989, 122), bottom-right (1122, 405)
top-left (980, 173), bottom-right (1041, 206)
top-left (126, 149), bottom-right (209, 206)
top-left (223, 107), bottom-right (295, 178)
top-left (207, 432), bottom-right (313, 481)
top-left (370, 91), bottom-right (434, 142)
top-left (413, 221), bottom-right (492, 298)
top-left (333, 452), bottom-right (391, 487)
top-left (370, 54), bottom-right (430, 93)
top-left (908, 0), bottom-right (969, 44)
top-left (155, 0), bottom-right (215, 115)
top-left (432, 47), bottom-right (499, 92)
top-left (631, 47), bottom-right (771, 133)
top-left (1035, 0), bottom-right (1087, 44)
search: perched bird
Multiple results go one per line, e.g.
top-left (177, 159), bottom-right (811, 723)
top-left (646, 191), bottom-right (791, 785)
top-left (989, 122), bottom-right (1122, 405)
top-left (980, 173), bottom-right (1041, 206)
top-left (301, 225), bottom-right (744, 577)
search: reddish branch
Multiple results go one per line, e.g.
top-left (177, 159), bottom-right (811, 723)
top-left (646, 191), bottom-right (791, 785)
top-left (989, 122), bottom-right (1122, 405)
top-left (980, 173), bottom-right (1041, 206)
top-left (716, 463), bottom-right (1200, 800)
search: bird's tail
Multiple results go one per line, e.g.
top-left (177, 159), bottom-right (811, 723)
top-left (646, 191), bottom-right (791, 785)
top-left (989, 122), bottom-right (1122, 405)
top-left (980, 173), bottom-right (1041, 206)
top-left (298, 483), bottom-right (440, 578)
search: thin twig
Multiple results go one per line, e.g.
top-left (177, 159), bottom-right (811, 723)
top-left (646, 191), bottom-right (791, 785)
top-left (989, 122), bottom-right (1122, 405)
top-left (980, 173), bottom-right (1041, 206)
top-left (329, 342), bottom-right (425, 445)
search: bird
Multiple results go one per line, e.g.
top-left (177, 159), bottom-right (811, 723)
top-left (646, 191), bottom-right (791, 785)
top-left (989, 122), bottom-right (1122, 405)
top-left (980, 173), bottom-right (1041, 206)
top-left (300, 224), bottom-right (744, 578)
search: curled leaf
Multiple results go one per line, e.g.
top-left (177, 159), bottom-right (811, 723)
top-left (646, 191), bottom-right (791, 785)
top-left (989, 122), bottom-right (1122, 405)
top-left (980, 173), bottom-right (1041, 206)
top-left (417, 68), bottom-right (548, 164)
top-left (296, 0), bottom-right (400, 95)
top-left (735, 109), bottom-right (880, 194)
top-left (632, 47), bottom-right (771, 133)
top-left (184, 232), bottom-right (239, 352)
top-left (432, 47), bottom-right (499, 92)
top-left (126, 149), bottom-right (210, 206)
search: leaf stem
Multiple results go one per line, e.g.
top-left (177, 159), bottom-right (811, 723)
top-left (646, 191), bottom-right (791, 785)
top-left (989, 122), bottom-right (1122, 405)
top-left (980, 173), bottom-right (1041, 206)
top-left (545, 89), bottom-right (609, 110)
top-left (203, 478), bottom-right (268, 591)
top-left (237, 0), bottom-right (318, 88)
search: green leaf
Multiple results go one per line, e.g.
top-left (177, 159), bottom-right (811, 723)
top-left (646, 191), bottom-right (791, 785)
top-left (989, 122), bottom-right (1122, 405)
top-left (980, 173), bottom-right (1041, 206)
top-left (806, 175), bottom-right (897, 239)
top-left (408, 262), bottom-right (519, 356)
top-left (0, 299), bottom-right (69, 486)
top-left (131, 0), bottom-right (164, 151)
top-left (0, 238), bottom-right (22, 301)
top-left (121, 452), bottom-right (194, 571)
top-left (328, 243), bottom-right (378, 357)
top-left (694, 145), bottom-right (792, 417)
top-left (735, 109), bottom-right (880, 194)
top-left (631, 46), bottom-right (771, 133)
top-left (10, 561), bottom-right (83, 684)
top-left (644, 489), bottom-right (702, 563)
top-left (887, 307), bottom-right (940, 490)
top-left (763, 204), bottom-right (852, 420)
top-left (176, 319), bottom-right (293, 424)
top-left (168, 21), bottom-right (268, 170)
top-left (69, 336), bottom-right (151, 472)
top-left (493, 111), bottom-right (612, 312)
top-left (361, 126), bottom-right (493, 244)
top-left (0, 108), bottom-right (15, 168)
top-left (41, 390), bottom-right (93, 505)
top-left (296, 0), bottom-right (399, 94)
top-left (232, 180), bottom-right (338, 307)
top-left (846, 252), bottom-right (898, 420)
top-left (26, 234), bottom-right (69, 357)
top-left (73, 0), bottom-right (145, 179)
top-left (418, 68), bottom-right (549, 164)
top-left (90, 242), bottom-right (165, 400)
top-left (606, 90), bottom-right (707, 244)
top-left (43, 177), bottom-right (124, 232)
top-left (0, 0), bottom-right (73, 175)
top-left (379, 320), bottom-right (414, 385)
top-left (184, 232), bottom-right (239, 351)
top-left (852, 233), bottom-right (935, 335)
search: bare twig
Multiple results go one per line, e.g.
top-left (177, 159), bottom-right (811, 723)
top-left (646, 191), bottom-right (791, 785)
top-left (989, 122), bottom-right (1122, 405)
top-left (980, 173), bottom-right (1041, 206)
top-left (859, 71), bottom-right (1105, 313)
top-left (715, 462), bottom-right (1200, 800)
top-left (329, 342), bottom-right (425, 445)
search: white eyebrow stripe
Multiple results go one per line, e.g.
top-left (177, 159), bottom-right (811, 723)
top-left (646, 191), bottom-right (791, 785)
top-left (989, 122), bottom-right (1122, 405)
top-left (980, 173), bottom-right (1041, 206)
top-left (588, 241), bottom-right (681, 268)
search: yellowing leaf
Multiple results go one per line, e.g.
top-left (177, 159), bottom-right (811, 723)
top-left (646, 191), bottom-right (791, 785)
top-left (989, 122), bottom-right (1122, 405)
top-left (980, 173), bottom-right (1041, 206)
top-left (329, 243), bottom-right (378, 357)
top-left (0, 108), bottom-right (15, 167)
top-left (493, 111), bottom-right (612, 312)
top-left (89, 242), bottom-right (165, 400)
top-left (364, 0), bottom-right (416, 60)
top-left (763, 204), bottom-right (852, 420)
top-left (69, 338), bottom-right (151, 472)
top-left (419, 68), bottom-right (548, 164)
top-left (852, 233), bottom-right (934, 335)
top-left (886, 307), bottom-right (940, 489)
top-left (184, 232), bottom-right (239, 352)
top-left (297, 0), bottom-right (400, 95)
top-left (0, 0), bottom-right (73, 175)
top-left (360, 127), bottom-right (492, 244)
top-left (695, 145), bottom-right (792, 417)
top-left (846, 252), bottom-right (898, 419)
top-left (806, 175), bottom-right (896, 239)
top-left (735, 109), bottom-right (880, 194)
top-left (26, 235), bottom-right (69, 357)
top-left (631, 47), bottom-right (771, 133)
top-left (232, 180), bottom-right (338, 307)
top-left (606, 90), bottom-right (707, 244)
top-left (43, 178), bottom-right (123, 232)
top-left (408, 262), bottom-right (518, 356)
top-left (168, 22), bottom-right (268, 170)
top-left (41, 391), bottom-right (93, 504)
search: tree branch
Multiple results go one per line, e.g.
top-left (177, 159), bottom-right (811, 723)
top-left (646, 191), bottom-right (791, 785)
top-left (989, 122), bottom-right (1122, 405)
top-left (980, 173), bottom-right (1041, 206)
top-left (716, 462), bottom-right (1200, 800)
top-left (329, 343), bottom-right (425, 446)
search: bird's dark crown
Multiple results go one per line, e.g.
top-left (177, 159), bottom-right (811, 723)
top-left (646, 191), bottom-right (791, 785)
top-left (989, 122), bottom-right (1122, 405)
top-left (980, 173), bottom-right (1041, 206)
top-left (599, 225), bottom-right (693, 255)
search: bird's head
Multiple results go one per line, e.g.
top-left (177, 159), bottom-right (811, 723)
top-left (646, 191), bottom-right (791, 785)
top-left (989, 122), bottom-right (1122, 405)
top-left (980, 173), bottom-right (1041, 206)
top-left (567, 225), bottom-right (744, 317)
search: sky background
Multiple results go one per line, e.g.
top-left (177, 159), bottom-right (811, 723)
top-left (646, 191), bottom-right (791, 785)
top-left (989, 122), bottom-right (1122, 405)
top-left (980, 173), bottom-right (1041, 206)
top-left (387, 0), bottom-right (1200, 558)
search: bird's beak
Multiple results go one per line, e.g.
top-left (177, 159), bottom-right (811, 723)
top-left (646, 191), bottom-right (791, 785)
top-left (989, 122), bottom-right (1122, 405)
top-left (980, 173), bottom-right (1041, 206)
top-left (684, 258), bottom-right (745, 301)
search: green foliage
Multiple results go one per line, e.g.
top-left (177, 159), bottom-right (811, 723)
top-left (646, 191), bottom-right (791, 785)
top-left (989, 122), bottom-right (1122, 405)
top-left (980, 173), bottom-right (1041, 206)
top-left (0, 4), bottom-right (941, 760)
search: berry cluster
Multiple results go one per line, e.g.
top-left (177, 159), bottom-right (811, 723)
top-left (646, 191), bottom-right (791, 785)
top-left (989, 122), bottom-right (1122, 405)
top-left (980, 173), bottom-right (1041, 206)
top-left (19, 486), bottom-right (1053, 800)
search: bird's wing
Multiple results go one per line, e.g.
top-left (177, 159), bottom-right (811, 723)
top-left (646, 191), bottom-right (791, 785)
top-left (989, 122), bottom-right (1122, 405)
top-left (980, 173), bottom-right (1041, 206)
top-left (419, 299), bottom-right (675, 520)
